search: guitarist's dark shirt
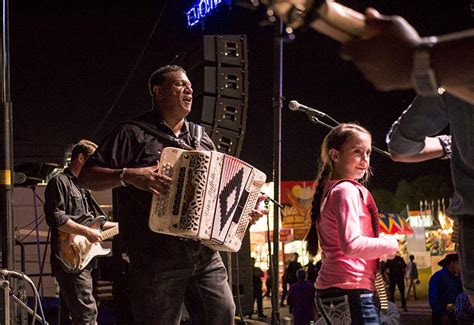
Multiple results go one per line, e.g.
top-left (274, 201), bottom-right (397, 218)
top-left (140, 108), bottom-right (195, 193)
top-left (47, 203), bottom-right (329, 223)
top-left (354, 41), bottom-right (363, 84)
top-left (44, 168), bottom-right (95, 257)
top-left (85, 109), bottom-right (216, 270)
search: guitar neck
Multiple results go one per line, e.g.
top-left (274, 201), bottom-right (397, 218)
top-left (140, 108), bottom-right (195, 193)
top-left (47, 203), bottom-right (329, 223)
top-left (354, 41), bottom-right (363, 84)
top-left (101, 226), bottom-right (119, 241)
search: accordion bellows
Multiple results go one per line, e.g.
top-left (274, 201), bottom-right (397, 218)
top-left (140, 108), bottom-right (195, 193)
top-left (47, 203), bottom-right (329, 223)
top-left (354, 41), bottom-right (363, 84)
top-left (149, 147), bottom-right (267, 252)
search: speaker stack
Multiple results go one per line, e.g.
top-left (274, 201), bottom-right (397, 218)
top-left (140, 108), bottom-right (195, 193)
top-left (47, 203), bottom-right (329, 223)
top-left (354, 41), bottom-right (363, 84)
top-left (187, 34), bottom-right (253, 316)
top-left (187, 35), bottom-right (249, 158)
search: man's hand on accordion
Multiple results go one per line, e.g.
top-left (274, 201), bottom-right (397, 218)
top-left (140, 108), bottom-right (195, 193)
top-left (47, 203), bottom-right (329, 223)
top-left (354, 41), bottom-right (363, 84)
top-left (249, 194), bottom-right (269, 225)
top-left (124, 161), bottom-right (172, 196)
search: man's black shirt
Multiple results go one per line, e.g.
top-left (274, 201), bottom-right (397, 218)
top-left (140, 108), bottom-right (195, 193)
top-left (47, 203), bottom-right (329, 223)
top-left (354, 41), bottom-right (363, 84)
top-left (44, 168), bottom-right (95, 256)
top-left (85, 110), bottom-right (216, 269)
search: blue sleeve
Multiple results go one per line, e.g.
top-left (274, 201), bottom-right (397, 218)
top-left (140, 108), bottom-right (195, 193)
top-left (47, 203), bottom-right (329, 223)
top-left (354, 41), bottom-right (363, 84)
top-left (429, 272), bottom-right (445, 314)
top-left (386, 95), bottom-right (449, 156)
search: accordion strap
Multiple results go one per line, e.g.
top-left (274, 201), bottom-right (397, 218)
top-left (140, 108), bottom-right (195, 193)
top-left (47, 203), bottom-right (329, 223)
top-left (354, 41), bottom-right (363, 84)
top-left (125, 120), bottom-right (198, 150)
top-left (190, 123), bottom-right (203, 149)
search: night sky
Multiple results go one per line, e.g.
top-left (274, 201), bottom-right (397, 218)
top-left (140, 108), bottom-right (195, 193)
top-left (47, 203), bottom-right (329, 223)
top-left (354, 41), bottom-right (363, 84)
top-left (10, 0), bottom-right (473, 192)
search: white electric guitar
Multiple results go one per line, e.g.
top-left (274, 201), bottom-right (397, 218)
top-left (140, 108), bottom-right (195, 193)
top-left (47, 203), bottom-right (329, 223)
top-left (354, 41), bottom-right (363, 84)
top-left (56, 216), bottom-right (119, 273)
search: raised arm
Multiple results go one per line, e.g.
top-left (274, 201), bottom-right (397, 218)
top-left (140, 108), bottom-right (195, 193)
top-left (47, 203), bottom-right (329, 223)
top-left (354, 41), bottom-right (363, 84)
top-left (386, 94), bottom-right (451, 161)
top-left (266, 1), bottom-right (474, 103)
top-left (341, 9), bottom-right (474, 104)
top-left (389, 136), bottom-right (448, 162)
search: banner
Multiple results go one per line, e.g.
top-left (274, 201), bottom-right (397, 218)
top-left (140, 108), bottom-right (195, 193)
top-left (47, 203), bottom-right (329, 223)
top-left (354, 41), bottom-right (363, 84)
top-left (280, 181), bottom-right (315, 231)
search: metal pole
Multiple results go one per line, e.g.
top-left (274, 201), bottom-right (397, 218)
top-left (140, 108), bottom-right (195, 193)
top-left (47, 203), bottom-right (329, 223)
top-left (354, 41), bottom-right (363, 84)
top-left (271, 19), bottom-right (283, 325)
top-left (1, 0), bottom-right (15, 271)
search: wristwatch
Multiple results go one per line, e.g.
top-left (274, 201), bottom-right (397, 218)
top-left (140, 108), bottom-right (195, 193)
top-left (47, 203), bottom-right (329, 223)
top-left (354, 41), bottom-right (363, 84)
top-left (412, 37), bottom-right (439, 97)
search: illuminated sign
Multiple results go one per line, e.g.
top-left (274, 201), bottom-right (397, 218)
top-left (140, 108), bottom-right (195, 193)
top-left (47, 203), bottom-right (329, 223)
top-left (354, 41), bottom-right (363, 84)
top-left (186, 0), bottom-right (224, 27)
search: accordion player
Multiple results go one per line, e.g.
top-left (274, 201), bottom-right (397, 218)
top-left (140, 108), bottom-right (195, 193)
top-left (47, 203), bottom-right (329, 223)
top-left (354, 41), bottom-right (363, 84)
top-left (149, 147), bottom-right (267, 252)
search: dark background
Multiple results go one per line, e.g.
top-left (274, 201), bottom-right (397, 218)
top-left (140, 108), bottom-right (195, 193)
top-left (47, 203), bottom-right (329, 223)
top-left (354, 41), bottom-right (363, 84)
top-left (10, 0), bottom-right (474, 191)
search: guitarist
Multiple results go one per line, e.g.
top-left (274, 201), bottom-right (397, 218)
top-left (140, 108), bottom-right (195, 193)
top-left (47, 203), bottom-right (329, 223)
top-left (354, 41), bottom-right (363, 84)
top-left (44, 139), bottom-right (118, 325)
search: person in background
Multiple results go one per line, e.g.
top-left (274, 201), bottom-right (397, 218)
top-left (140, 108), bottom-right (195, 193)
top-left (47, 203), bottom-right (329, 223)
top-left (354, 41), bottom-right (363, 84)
top-left (287, 269), bottom-right (318, 325)
top-left (305, 257), bottom-right (319, 285)
top-left (263, 268), bottom-right (272, 298)
top-left (405, 255), bottom-right (419, 301)
top-left (384, 253), bottom-right (407, 312)
top-left (429, 253), bottom-right (463, 325)
top-left (306, 123), bottom-right (399, 324)
top-left (280, 263), bottom-right (288, 307)
top-left (251, 257), bottom-right (266, 319)
top-left (455, 292), bottom-right (474, 324)
top-left (282, 253), bottom-right (303, 307)
top-left (286, 253), bottom-right (303, 287)
top-left (44, 139), bottom-right (118, 325)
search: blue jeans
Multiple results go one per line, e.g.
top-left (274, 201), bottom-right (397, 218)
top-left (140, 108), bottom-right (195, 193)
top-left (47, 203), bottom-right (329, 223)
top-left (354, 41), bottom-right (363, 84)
top-left (129, 249), bottom-right (235, 324)
top-left (316, 287), bottom-right (380, 325)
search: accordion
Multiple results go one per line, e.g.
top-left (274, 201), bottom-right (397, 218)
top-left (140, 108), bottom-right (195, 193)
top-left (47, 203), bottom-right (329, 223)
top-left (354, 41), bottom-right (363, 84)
top-left (149, 147), bottom-right (267, 252)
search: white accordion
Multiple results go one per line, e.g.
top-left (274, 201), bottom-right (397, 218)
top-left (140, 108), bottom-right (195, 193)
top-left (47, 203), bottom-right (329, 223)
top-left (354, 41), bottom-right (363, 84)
top-left (149, 147), bottom-right (267, 252)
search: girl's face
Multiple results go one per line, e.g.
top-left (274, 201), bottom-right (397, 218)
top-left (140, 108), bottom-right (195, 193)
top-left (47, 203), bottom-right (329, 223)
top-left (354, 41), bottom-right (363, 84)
top-left (330, 132), bottom-right (372, 181)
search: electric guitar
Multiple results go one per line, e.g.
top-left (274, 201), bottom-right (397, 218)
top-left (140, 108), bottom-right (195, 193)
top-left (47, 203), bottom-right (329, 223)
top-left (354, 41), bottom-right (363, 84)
top-left (56, 216), bottom-right (119, 273)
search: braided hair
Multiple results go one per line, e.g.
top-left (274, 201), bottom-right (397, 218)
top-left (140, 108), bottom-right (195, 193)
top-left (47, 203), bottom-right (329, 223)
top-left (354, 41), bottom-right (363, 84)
top-left (305, 123), bottom-right (372, 257)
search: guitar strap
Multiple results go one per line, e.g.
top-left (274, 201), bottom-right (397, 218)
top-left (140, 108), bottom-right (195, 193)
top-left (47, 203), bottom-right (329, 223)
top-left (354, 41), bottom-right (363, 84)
top-left (191, 122), bottom-right (203, 149)
top-left (90, 195), bottom-right (107, 217)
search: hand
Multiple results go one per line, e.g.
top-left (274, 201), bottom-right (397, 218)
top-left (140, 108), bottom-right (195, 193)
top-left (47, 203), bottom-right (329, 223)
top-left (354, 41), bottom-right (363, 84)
top-left (249, 194), bottom-right (269, 225)
top-left (261, 0), bottom-right (311, 28)
top-left (85, 228), bottom-right (102, 243)
top-left (341, 8), bottom-right (422, 91)
top-left (103, 221), bottom-right (118, 230)
top-left (124, 161), bottom-right (172, 196)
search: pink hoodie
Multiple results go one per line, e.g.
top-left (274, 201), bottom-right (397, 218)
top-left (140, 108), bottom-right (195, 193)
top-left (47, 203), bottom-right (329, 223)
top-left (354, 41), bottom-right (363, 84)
top-left (315, 180), bottom-right (398, 291)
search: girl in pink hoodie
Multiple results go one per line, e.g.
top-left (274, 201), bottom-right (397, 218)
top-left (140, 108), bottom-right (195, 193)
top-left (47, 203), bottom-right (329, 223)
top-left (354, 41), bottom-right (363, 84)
top-left (306, 123), bottom-right (398, 324)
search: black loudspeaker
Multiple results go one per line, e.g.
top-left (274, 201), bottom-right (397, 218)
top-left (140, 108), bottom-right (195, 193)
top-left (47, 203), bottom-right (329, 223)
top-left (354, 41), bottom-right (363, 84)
top-left (187, 35), bottom-right (248, 158)
top-left (220, 232), bottom-right (253, 316)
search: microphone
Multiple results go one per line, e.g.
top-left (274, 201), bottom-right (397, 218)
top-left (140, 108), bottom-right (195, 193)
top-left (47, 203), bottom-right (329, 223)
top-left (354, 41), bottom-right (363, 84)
top-left (288, 100), bottom-right (327, 117)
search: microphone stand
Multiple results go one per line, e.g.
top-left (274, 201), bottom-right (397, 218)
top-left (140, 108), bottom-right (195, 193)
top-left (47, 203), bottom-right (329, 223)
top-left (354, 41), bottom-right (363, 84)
top-left (308, 116), bottom-right (391, 159)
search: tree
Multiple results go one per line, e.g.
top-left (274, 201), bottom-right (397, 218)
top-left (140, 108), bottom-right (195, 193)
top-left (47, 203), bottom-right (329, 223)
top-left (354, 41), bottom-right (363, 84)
top-left (371, 188), bottom-right (396, 212)
top-left (372, 174), bottom-right (453, 213)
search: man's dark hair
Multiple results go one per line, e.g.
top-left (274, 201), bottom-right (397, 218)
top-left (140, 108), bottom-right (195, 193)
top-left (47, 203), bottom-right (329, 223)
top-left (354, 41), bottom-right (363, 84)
top-left (148, 65), bottom-right (186, 96)
top-left (71, 139), bottom-right (97, 161)
top-left (409, 255), bottom-right (415, 261)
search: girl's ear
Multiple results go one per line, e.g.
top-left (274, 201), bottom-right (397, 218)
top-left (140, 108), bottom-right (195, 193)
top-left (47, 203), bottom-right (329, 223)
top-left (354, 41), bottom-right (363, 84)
top-left (329, 149), bottom-right (339, 162)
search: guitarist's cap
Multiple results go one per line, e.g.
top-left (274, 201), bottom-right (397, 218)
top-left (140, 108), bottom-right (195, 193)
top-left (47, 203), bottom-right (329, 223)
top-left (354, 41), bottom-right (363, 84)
top-left (71, 139), bottom-right (98, 161)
